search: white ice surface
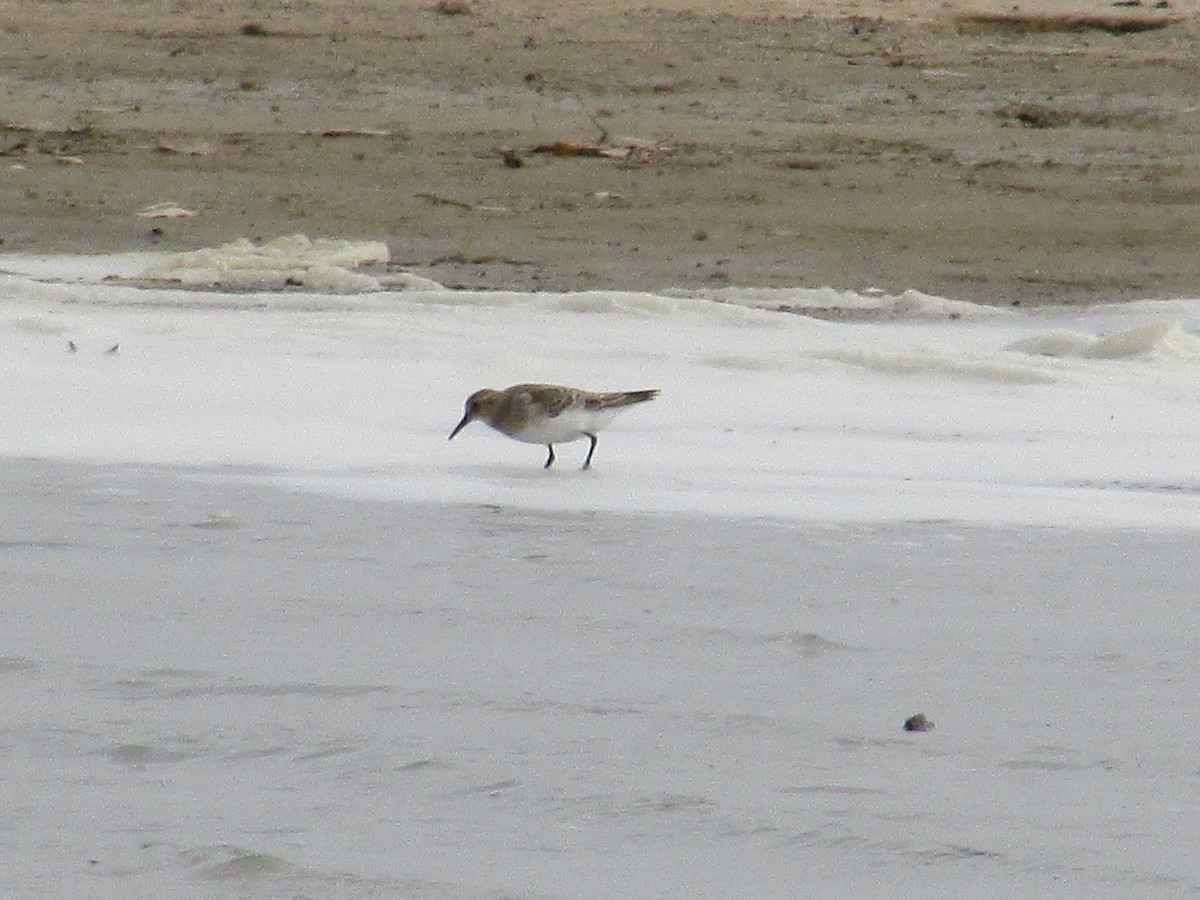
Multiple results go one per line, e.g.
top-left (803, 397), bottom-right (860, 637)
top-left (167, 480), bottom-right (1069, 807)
top-left (3, 250), bottom-right (1200, 899)
top-left (3, 253), bottom-right (1200, 530)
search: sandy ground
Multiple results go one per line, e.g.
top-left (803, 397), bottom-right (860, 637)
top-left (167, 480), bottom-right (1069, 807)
top-left (2, 0), bottom-right (1198, 303)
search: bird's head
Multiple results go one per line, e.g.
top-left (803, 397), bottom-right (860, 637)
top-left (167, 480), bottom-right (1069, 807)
top-left (448, 388), bottom-right (501, 440)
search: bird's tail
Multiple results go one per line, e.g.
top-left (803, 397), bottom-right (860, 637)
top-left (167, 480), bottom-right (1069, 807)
top-left (590, 389), bottom-right (659, 410)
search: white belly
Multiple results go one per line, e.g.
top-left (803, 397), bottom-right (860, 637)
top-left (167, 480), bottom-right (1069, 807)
top-left (505, 408), bottom-right (617, 444)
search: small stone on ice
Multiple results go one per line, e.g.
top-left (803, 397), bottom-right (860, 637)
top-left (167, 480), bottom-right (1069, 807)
top-left (903, 713), bottom-right (934, 732)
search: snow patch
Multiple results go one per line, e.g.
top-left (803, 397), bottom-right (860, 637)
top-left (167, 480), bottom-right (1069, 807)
top-left (817, 347), bottom-right (1059, 384)
top-left (139, 234), bottom-right (390, 293)
top-left (1009, 321), bottom-right (1200, 361)
top-left (683, 286), bottom-right (1010, 319)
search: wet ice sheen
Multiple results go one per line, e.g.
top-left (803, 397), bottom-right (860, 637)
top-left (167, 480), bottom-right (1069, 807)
top-left (4, 460), bottom-right (1200, 899)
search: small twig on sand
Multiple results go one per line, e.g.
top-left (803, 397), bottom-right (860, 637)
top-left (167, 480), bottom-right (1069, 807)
top-left (587, 110), bottom-right (610, 146)
top-left (414, 192), bottom-right (476, 210)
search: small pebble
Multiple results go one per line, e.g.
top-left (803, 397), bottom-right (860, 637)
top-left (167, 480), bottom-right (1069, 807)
top-left (903, 713), bottom-right (934, 732)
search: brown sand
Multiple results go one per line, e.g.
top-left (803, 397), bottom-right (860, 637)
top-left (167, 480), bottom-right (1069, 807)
top-left (2, 0), bottom-right (1198, 303)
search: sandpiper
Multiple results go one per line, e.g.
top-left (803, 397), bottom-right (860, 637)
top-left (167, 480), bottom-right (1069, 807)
top-left (448, 383), bottom-right (659, 469)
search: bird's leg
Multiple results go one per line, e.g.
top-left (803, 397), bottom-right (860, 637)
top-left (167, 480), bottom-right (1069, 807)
top-left (543, 444), bottom-right (556, 468)
top-left (582, 433), bottom-right (598, 470)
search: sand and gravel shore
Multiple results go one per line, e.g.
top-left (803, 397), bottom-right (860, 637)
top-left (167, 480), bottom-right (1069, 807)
top-left (2, 0), bottom-right (1198, 303)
